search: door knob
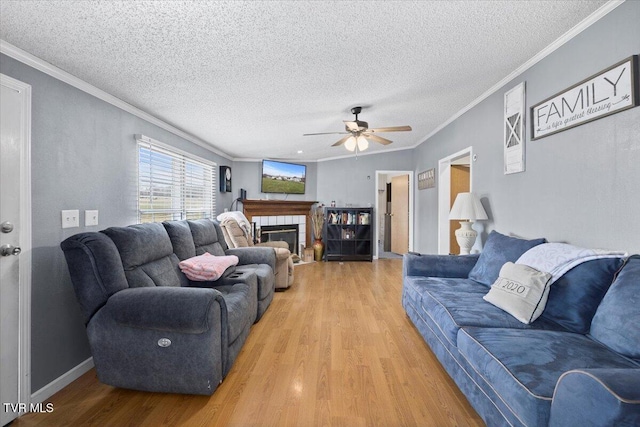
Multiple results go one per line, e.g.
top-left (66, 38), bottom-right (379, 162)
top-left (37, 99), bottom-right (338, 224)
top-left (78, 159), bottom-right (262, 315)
top-left (1, 244), bottom-right (21, 256)
top-left (1, 221), bottom-right (14, 233)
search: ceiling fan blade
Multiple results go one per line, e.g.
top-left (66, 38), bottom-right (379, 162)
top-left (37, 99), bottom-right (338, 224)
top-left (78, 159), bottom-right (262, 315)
top-left (303, 131), bottom-right (350, 136)
top-left (331, 135), bottom-right (352, 147)
top-left (344, 121), bottom-right (360, 132)
top-left (367, 125), bottom-right (412, 133)
top-left (364, 133), bottom-right (393, 145)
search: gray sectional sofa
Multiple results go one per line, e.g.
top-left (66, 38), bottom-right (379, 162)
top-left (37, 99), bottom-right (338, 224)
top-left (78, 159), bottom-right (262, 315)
top-left (402, 231), bottom-right (640, 426)
top-left (61, 219), bottom-right (276, 395)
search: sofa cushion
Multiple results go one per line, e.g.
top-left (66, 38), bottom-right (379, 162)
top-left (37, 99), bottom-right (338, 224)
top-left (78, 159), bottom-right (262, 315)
top-left (188, 219), bottom-right (227, 256)
top-left (102, 223), bottom-right (184, 288)
top-left (468, 231), bottom-right (546, 286)
top-left (408, 277), bottom-right (563, 349)
top-left (591, 255), bottom-right (639, 360)
top-left (214, 282), bottom-right (254, 345)
top-left (483, 262), bottom-right (552, 324)
top-left (235, 264), bottom-right (275, 301)
top-left (162, 220), bottom-right (196, 260)
top-left (457, 328), bottom-right (639, 427)
top-left (541, 257), bottom-right (625, 334)
top-left (60, 232), bottom-right (130, 322)
top-left (220, 218), bottom-right (251, 248)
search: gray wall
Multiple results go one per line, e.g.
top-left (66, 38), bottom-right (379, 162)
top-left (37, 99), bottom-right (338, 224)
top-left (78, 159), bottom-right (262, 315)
top-left (413, 0), bottom-right (640, 254)
top-left (316, 150), bottom-right (414, 207)
top-left (0, 53), bottom-right (233, 392)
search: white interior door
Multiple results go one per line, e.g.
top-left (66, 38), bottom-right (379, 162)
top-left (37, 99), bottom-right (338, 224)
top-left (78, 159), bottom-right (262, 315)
top-left (1, 74), bottom-right (31, 425)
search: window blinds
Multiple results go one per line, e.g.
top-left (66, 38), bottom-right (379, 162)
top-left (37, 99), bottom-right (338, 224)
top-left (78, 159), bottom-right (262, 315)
top-left (137, 136), bottom-right (216, 223)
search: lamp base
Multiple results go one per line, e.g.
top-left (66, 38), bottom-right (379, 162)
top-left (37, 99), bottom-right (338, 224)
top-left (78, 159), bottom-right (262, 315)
top-left (455, 221), bottom-right (477, 255)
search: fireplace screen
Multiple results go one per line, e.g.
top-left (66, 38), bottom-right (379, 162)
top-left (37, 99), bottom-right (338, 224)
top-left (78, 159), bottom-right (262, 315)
top-left (259, 224), bottom-right (299, 254)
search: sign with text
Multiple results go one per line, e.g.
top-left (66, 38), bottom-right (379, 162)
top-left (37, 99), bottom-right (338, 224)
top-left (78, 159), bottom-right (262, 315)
top-left (531, 55), bottom-right (638, 140)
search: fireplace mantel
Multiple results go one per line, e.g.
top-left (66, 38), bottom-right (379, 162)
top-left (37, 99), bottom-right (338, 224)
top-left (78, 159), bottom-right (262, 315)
top-left (241, 199), bottom-right (318, 247)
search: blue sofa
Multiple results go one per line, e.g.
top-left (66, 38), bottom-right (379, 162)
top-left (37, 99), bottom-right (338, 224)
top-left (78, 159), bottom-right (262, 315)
top-left (61, 219), bottom-right (276, 395)
top-left (402, 231), bottom-right (640, 426)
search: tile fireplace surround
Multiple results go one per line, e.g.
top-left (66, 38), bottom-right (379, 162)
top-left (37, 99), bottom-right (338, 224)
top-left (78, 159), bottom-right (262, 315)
top-left (241, 199), bottom-right (318, 255)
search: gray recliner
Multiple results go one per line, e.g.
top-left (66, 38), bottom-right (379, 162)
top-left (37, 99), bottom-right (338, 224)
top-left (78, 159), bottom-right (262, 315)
top-left (163, 219), bottom-right (276, 321)
top-left (60, 221), bottom-right (270, 395)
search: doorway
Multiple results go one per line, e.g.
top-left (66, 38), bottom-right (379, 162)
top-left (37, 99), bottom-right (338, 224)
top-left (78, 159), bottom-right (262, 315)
top-left (1, 74), bottom-right (32, 425)
top-left (438, 147), bottom-right (473, 255)
top-left (374, 171), bottom-right (414, 259)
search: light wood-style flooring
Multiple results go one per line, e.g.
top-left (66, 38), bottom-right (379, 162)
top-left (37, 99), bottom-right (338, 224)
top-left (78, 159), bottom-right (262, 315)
top-left (14, 259), bottom-right (483, 426)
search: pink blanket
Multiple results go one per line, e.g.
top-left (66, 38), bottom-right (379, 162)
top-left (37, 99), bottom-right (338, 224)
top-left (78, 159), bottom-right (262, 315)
top-left (179, 252), bottom-right (239, 281)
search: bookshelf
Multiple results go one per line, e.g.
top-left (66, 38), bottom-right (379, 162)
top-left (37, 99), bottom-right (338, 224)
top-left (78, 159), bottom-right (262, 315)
top-left (323, 207), bottom-right (373, 262)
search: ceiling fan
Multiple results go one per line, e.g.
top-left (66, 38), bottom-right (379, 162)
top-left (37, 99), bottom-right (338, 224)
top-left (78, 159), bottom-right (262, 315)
top-left (303, 106), bottom-right (412, 152)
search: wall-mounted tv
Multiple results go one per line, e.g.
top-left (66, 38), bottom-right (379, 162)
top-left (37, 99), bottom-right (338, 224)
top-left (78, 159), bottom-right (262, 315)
top-left (261, 159), bottom-right (306, 194)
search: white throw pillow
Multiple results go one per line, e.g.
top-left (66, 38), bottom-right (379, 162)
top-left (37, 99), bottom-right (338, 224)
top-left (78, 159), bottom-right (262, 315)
top-left (483, 262), bottom-right (552, 324)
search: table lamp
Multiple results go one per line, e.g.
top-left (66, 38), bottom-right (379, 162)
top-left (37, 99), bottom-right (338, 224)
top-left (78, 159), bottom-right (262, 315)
top-left (449, 192), bottom-right (488, 255)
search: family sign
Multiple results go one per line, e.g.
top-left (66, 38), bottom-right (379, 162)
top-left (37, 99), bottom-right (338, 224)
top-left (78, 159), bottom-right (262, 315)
top-left (531, 55), bottom-right (638, 140)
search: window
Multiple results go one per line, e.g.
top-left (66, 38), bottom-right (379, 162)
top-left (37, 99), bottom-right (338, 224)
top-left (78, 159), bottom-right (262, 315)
top-left (137, 135), bottom-right (216, 223)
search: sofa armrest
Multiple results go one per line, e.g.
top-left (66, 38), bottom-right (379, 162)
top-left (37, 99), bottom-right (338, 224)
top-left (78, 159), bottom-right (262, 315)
top-left (88, 286), bottom-right (227, 395)
top-left (226, 246), bottom-right (276, 271)
top-left (105, 286), bottom-right (225, 334)
top-left (403, 253), bottom-right (479, 279)
top-left (550, 369), bottom-right (640, 427)
top-left (256, 241), bottom-right (290, 250)
top-left (271, 247), bottom-right (292, 261)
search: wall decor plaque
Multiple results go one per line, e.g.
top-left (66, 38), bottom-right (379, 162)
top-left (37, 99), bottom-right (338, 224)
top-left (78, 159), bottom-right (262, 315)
top-left (504, 82), bottom-right (525, 174)
top-left (418, 168), bottom-right (435, 190)
top-left (531, 55), bottom-right (638, 140)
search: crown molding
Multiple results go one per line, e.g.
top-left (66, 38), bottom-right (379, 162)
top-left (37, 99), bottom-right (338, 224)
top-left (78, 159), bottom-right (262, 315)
top-left (1, 0), bottom-right (624, 162)
top-left (412, 0), bottom-right (625, 148)
top-left (0, 40), bottom-right (234, 161)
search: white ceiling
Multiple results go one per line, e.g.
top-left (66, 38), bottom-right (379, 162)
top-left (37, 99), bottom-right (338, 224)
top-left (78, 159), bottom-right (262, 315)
top-left (0, 1), bottom-right (610, 161)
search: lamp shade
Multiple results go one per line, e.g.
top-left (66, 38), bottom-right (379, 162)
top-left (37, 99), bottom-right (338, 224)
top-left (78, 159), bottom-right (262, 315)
top-left (344, 136), bottom-right (357, 152)
top-left (449, 192), bottom-right (488, 221)
top-left (356, 135), bottom-right (369, 151)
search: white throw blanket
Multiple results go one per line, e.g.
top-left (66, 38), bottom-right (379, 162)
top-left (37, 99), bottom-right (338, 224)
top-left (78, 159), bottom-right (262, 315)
top-left (516, 243), bottom-right (627, 284)
top-left (217, 211), bottom-right (253, 237)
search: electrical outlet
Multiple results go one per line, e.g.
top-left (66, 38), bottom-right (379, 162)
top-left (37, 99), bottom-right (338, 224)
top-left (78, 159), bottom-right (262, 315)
top-left (61, 210), bottom-right (80, 229)
top-left (85, 210), bottom-right (99, 226)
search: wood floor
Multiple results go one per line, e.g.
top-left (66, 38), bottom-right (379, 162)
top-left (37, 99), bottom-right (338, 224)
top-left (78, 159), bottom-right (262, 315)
top-left (14, 259), bottom-right (483, 426)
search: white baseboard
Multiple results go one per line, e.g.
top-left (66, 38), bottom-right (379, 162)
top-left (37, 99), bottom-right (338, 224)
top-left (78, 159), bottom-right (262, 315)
top-left (31, 357), bottom-right (94, 404)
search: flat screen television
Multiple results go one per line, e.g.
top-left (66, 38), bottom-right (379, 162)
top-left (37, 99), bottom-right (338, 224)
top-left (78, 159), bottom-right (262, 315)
top-left (261, 159), bottom-right (306, 194)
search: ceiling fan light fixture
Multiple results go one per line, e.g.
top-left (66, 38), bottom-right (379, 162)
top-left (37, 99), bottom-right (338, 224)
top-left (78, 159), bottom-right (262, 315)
top-left (356, 135), bottom-right (369, 151)
top-left (345, 136), bottom-right (357, 151)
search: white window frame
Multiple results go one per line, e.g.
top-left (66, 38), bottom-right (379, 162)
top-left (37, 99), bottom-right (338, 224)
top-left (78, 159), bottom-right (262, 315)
top-left (136, 134), bottom-right (216, 223)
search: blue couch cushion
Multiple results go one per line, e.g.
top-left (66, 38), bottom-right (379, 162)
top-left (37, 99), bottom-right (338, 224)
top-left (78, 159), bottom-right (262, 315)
top-left (468, 231), bottom-right (546, 287)
top-left (214, 282), bottom-right (254, 345)
top-left (457, 328), bottom-right (639, 427)
top-left (591, 255), bottom-right (640, 361)
top-left (541, 257), bottom-right (625, 334)
top-left (102, 223), bottom-right (185, 288)
top-left (162, 220), bottom-right (196, 260)
top-left (188, 219), bottom-right (227, 256)
top-left (61, 232), bottom-right (130, 322)
top-left (407, 277), bottom-right (564, 349)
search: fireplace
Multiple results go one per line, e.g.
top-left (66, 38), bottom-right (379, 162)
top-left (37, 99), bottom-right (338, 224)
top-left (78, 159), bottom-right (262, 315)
top-left (259, 224), bottom-right (299, 254)
top-left (241, 199), bottom-right (318, 251)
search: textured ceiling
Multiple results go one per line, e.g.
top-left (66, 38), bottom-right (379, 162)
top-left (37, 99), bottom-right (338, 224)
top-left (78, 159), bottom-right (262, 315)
top-left (0, 1), bottom-right (609, 161)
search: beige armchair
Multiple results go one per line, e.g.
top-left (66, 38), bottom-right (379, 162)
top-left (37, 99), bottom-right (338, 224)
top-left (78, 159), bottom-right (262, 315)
top-left (218, 215), bottom-right (294, 289)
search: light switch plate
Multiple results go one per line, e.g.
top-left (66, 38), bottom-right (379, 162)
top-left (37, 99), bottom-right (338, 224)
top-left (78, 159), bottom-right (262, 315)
top-left (61, 210), bottom-right (80, 228)
top-left (85, 210), bottom-right (99, 226)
